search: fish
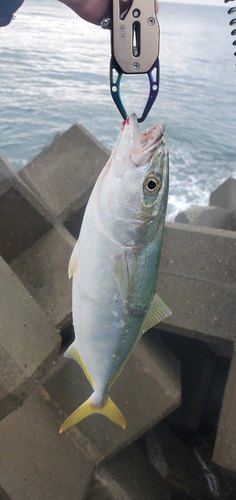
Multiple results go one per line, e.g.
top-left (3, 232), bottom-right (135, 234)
top-left (59, 113), bottom-right (171, 434)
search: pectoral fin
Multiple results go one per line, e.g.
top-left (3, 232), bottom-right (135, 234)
top-left (68, 240), bottom-right (80, 279)
top-left (112, 253), bottom-right (129, 303)
top-left (64, 341), bottom-right (94, 388)
top-left (140, 293), bottom-right (172, 336)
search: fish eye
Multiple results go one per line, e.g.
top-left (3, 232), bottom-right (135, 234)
top-left (144, 174), bottom-right (162, 195)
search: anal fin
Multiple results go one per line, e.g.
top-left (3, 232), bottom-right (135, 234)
top-left (68, 240), bottom-right (80, 279)
top-left (64, 341), bottom-right (94, 388)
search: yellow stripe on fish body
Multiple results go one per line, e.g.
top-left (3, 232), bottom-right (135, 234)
top-left (59, 114), bottom-right (170, 433)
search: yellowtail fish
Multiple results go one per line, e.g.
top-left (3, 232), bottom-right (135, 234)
top-left (59, 114), bottom-right (171, 433)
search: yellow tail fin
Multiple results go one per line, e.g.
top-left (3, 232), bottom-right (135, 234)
top-left (59, 395), bottom-right (126, 434)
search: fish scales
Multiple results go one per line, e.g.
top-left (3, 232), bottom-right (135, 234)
top-left (60, 114), bottom-right (171, 433)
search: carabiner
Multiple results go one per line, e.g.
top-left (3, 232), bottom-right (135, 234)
top-left (110, 56), bottom-right (159, 123)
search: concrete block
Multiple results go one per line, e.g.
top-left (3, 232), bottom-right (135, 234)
top-left (95, 444), bottom-right (171, 500)
top-left (0, 459), bottom-right (31, 500)
top-left (11, 225), bottom-right (75, 331)
top-left (157, 272), bottom-right (236, 344)
top-left (145, 421), bottom-right (221, 500)
top-left (213, 346), bottom-right (236, 475)
top-left (0, 152), bottom-right (52, 263)
top-left (0, 186), bottom-right (52, 264)
top-left (230, 207), bottom-right (236, 231)
top-left (209, 177), bottom-right (236, 210)
top-left (64, 202), bottom-right (86, 240)
top-left (160, 333), bottom-right (215, 431)
top-left (0, 256), bottom-right (60, 420)
top-left (0, 389), bottom-right (95, 500)
top-left (156, 222), bottom-right (236, 345)
top-left (175, 206), bottom-right (207, 225)
top-left (208, 342), bottom-right (233, 359)
top-left (161, 223), bottom-right (236, 287)
top-left (43, 335), bottom-right (180, 462)
top-left (19, 125), bottom-right (110, 225)
top-left (175, 206), bottom-right (230, 230)
top-left (0, 153), bottom-right (12, 197)
top-left (171, 489), bottom-right (196, 500)
top-left (86, 481), bottom-right (113, 500)
top-left (159, 331), bottom-right (230, 433)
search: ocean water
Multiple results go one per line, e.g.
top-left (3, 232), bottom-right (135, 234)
top-left (0, 0), bottom-right (235, 219)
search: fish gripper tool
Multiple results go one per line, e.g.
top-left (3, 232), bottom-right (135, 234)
top-left (101, 0), bottom-right (160, 123)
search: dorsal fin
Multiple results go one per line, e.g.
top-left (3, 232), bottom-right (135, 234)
top-left (140, 293), bottom-right (172, 335)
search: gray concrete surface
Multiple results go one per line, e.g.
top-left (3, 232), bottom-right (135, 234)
top-left (0, 256), bottom-right (60, 420)
top-left (43, 335), bottom-right (180, 462)
top-left (0, 380), bottom-right (173, 500)
top-left (0, 459), bottom-right (31, 500)
top-left (175, 177), bottom-right (236, 232)
top-left (230, 207), bottom-right (236, 231)
top-left (175, 205), bottom-right (230, 230)
top-left (145, 421), bottom-right (220, 500)
top-left (213, 345), bottom-right (236, 475)
top-left (19, 124), bottom-right (110, 223)
top-left (157, 222), bottom-right (236, 344)
top-left (11, 226), bottom-right (75, 330)
top-left (1, 124), bottom-right (236, 497)
top-left (0, 185), bottom-right (52, 264)
top-left (95, 444), bottom-right (171, 500)
top-left (210, 177), bottom-right (236, 211)
top-left (0, 154), bottom-right (12, 198)
top-left (0, 152), bottom-right (53, 264)
top-left (156, 329), bottom-right (232, 436)
top-left (146, 419), bottom-right (236, 499)
top-left (0, 388), bottom-right (95, 500)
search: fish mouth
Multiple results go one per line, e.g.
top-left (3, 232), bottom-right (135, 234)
top-left (126, 114), bottom-right (165, 166)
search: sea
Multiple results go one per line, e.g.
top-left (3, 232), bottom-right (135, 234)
top-left (0, 0), bottom-right (235, 220)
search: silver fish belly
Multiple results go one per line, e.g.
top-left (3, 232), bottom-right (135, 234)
top-left (60, 114), bottom-right (171, 433)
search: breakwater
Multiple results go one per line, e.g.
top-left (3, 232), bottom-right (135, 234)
top-left (0, 125), bottom-right (235, 499)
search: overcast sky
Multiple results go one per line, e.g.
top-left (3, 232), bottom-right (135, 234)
top-left (160, 0), bottom-right (224, 5)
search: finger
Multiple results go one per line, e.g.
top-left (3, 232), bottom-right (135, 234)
top-left (114, 0), bottom-right (159, 17)
top-left (59, 0), bottom-right (110, 25)
top-left (59, 0), bottom-right (159, 26)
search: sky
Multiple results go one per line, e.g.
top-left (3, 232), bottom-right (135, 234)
top-left (160, 0), bottom-right (225, 5)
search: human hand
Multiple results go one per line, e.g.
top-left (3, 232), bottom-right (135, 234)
top-left (59, 0), bottom-right (159, 26)
top-left (0, 0), bottom-right (24, 27)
